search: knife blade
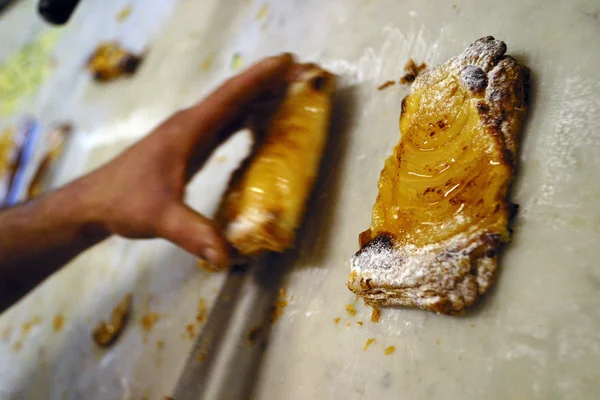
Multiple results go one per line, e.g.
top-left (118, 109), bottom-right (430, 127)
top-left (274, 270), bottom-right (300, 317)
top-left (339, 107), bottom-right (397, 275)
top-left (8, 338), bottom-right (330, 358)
top-left (172, 264), bottom-right (249, 400)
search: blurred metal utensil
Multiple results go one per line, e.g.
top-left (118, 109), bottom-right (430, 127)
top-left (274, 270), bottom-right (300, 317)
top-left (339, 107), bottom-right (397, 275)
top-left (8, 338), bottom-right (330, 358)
top-left (172, 264), bottom-right (249, 400)
top-left (4, 118), bottom-right (40, 207)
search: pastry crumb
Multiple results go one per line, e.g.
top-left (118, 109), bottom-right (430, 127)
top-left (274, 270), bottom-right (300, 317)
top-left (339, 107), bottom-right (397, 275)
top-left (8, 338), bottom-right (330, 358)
top-left (184, 323), bottom-right (196, 340)
top-left (196, 259), bottom-right (219, 272)
top-left (271, 289), bottom-right (289, 322)
top-left (356, 321), bottom-right (363, 326)
top-left (377, 80), bottom-right (396, 91)
top-left (364, 338), bottom-right (376, 351)
top-left (334, 317), bottom-right (340, 324)
top-left (400, 59), bottom-right (427, 84)
top-left (116, 5), bottom-right (132, 22)
top-left (385, 346), bottom-right (396, 355)
top-left (22, 316), bottom-right (41, 334)
top-left (213, 155), bottom-right (227, 164)
top-left (370, 307), bottom-right (380, 323)
top-left (53, 314), bottom-right (65, 333)
top-left (255, 4), bottom-right (269, 20)
top-left (196, 298), bottom-right (208, 324)
top-left (93, 294), bottom-right (132, 347)
top-left (345, 304), bottom-right (357, 317)
top-left (140, 312), bottom-right (160, 332)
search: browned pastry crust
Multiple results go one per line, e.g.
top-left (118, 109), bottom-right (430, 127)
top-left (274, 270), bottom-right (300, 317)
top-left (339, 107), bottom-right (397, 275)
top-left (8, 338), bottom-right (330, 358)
top-left (348, 36), bottom-right (529, 314)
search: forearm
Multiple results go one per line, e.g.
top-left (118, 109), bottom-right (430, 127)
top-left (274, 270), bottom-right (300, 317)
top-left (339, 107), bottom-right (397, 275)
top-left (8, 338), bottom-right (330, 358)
top-left (0, 179), bottom-right (109, 311)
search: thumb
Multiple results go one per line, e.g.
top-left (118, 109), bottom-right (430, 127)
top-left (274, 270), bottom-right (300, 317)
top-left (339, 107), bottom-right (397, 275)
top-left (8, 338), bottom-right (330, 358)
top-left (155, 203), bottom-right (231, 269)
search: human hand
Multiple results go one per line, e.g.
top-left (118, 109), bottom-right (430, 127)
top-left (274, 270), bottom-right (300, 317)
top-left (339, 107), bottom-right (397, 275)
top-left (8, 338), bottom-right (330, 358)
top-left (75, 53), bottom-right (295, 269)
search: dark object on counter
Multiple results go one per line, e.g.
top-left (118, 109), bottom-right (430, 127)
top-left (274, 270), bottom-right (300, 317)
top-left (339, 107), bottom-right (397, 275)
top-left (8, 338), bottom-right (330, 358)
top-left (38, 0), bottom-right (81, 25)
top-left (0, 0), bottom-right (17, 14)
top-left (92, 294), bottom-right (132, 347)
top-left (86, 42), bottom-right (143, 82)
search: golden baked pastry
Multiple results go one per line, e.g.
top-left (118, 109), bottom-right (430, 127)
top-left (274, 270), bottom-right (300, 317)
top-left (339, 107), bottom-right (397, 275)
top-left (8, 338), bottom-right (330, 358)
top-left (86, 42), bottom-right (142, 82)
top-left (218, 65), bottom-right (335, 257)
top-left (348, 36), bottom-right (528, 314)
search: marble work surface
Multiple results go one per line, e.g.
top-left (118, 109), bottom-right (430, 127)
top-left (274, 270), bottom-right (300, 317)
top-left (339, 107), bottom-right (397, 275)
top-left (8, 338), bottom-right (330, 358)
top-left (0, 0), bottom-right (599, 399)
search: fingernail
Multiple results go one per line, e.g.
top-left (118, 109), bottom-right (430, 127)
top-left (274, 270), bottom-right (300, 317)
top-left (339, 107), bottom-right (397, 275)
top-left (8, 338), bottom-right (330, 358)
top-left (201, 247), bottom-right (226, 270)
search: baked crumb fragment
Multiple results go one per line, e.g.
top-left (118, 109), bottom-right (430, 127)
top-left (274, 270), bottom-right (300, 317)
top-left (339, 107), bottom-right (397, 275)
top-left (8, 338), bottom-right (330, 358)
top-left (271, 288), bottom-right (289, 322)
top-left (345, 304), bottom-right (357, 317)
top-left (53, 314), bottom-right (65, 333)
top-left (116, 5), bottom-right (132, 22)
top-left (140, 312), bottom-right (160, 333)
top-left (196, 258), bottom-right (221, 272)
top-left (370, 307), bottom-right (380, 323)
top-left (196, 298), bottom-right (208, 324)
top-left (399, 59), bottom-right (427, 84)
top-left (377, 80), bottom-right (396, 90)
top-left (92, 294), bottom-right (132, 347)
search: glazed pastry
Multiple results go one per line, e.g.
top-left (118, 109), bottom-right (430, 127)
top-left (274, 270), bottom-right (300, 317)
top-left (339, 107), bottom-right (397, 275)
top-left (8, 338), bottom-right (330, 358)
top-left (86, 42), bottom-right (142, 82)
top-left (348, 37), bottom-right (528, 314)
top-left (218, 65), bottom-right (335, 258)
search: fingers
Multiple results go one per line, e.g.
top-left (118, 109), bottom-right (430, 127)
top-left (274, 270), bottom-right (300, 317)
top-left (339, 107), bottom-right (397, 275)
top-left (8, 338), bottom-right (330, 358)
top-left (177, 53), bottom-right (294, 148)
top-left (184, 115), bottom-right (245, 182)
top-left (155, 203), bottom-right (231, 270)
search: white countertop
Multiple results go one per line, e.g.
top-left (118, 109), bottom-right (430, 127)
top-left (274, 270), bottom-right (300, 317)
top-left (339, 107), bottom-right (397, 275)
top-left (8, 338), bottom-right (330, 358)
top-left (1, 0), bottom-right (599, 399)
